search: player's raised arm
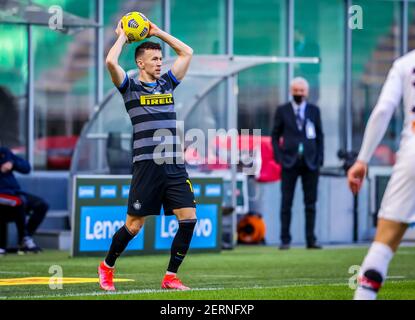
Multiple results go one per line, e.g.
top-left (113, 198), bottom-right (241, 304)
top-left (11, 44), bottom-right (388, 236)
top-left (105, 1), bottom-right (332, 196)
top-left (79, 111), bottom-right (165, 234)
top-left (147, 22), bottom-right (193, 81)
top-left (106, 20), bottom-right (128, 87)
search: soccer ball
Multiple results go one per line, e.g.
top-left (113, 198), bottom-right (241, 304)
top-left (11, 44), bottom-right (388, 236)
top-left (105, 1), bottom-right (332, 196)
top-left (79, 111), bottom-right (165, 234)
top-left (121, 12), bottom-right (150, 42)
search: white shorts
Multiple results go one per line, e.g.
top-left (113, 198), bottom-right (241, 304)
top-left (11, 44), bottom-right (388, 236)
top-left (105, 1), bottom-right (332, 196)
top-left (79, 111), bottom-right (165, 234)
top-left (378, 139), bottom-right (415, 224)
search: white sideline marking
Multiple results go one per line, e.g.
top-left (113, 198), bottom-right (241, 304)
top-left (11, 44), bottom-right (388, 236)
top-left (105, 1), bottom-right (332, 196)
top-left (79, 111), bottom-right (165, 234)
top-left (3, 283), bottom-right (347, 300)
top-left (3, 279), bottom-right (413, 300)
top-left (4, 287), bottom-right (224, 300)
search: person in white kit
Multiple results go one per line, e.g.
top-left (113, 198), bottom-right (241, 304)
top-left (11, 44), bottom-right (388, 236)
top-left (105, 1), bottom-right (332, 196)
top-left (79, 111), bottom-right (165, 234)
top-left (348, 50), bottom-right (415, 300)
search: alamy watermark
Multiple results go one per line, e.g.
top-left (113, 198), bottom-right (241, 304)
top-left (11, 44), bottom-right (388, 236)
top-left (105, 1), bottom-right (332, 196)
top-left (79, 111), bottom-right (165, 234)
top-left (48, 5), bottom-right (63, 31)
top-left (348, 265), bottom-right (361, 290)
top-left (49, 265), bottom-right (63, 290)
top-left (348, 5), bottom-right (363, 30)
top-left (150, 123), bottom-right (262, 176)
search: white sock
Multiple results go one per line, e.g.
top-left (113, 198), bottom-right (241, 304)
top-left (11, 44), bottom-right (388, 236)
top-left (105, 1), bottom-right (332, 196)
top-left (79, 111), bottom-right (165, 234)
top-left (354, 242), bottom-right (394, 300)
top-left (166, 271), bottom-right (176, 276)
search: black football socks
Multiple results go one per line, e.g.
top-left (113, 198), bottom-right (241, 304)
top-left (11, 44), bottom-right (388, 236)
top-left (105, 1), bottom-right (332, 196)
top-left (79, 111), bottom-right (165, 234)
top-left (105, 225), bottom-right (135, 267)
top-left (167, 219), bottom-right (197, 273)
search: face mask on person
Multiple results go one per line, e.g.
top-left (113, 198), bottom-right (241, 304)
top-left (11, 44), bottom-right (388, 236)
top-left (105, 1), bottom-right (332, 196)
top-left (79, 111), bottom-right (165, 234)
top-left (293, 95), bottom-right (304, 104)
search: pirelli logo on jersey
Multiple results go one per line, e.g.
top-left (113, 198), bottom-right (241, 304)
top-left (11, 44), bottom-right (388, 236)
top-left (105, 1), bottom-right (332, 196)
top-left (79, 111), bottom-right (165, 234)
top-left (140, 93), bottom-right (174, 106)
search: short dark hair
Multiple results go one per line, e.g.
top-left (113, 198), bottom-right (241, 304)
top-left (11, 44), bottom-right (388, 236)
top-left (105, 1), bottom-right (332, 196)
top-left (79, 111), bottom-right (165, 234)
top-left (135, 41), bottom-right (162, 60)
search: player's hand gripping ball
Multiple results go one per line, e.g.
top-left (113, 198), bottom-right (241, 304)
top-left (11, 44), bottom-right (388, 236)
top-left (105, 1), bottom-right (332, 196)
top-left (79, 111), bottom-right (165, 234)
top-left (121, 12), bottom-right (150, 42)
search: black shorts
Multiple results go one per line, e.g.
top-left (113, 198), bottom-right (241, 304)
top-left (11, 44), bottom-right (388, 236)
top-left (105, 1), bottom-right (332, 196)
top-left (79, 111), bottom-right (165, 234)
top-left (127, 161), bottom-right (196, 216)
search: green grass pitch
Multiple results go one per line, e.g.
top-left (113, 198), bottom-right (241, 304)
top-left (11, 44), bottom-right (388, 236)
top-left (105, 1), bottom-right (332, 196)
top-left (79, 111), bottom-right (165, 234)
top-left (0, 245), bottom-right (414, 300)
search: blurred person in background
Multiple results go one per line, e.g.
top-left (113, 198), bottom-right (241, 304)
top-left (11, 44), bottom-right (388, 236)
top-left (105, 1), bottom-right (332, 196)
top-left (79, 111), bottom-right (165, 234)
top-left (271, 77), bottom-right (324, 250)
top-left (0, 147), bottom-right (48, 253)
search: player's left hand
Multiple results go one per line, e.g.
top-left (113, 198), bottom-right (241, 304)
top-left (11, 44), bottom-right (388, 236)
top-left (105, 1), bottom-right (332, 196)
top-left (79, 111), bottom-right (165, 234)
top-left (347, 160), bottom-right (367, 194)
top-left (1, 161), bottom-right (13, 173)
top-left (147, 22), bottom-right (161, 38)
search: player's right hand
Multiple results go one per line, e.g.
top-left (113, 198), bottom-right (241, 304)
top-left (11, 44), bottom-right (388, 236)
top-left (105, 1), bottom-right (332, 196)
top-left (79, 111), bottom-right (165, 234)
top-left (116, 20), bottom-right (128, 42)
top-left (347, 160), bottom-right (368, 194)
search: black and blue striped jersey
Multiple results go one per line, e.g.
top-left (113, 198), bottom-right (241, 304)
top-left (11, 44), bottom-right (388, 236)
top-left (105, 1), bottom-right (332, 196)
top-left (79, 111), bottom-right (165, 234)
top-left (118, 70), bottom-right (183, 164)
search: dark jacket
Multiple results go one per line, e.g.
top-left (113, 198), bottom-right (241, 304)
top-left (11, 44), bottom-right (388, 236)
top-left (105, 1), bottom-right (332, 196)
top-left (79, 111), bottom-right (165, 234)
top-left (271, 102), bottom-right (324, 170)
top-left (0, 147), bottom-right (31, 195)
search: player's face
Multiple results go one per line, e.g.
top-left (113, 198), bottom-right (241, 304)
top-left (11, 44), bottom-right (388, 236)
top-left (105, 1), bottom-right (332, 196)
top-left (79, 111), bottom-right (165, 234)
top-left (291, 83), bottom-right (309, 98)
top-left (138, 49), bottom-right (163, 80)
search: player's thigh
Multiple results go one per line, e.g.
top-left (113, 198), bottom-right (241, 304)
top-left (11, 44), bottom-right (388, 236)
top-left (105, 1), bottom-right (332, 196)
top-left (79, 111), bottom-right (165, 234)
top-left (374, 218), bottom-right (408, 252)
top-left (127, 161), bottom-right (164, 217)
top-left (377, 155), bottom-right (415, 246)
top-left (163, 177), bottom-right (196, 218)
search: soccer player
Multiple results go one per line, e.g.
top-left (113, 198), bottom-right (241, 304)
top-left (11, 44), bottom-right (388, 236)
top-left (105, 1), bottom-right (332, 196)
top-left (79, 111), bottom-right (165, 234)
top-left (98, 19), bottom-right (196, 291)
top-left (348, 51), bottom-right (415, 300)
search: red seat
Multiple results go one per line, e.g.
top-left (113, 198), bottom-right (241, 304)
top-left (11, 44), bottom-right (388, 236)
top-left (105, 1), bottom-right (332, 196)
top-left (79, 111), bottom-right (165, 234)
top-left (0, 194), bottom-right (22, 207)
top-left (257, 136), bottom-right (281, 183)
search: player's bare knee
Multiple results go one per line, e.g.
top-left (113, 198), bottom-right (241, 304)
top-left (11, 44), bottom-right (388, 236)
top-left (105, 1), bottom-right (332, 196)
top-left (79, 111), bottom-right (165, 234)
top-left (187, 208), bottom-right (197, 219)
top-left (126, 222), bottom-right (143, 235)
top-left (125, 216), bottom-right (145, 235)
top-left (174, 207), bottom-right (196, 220)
